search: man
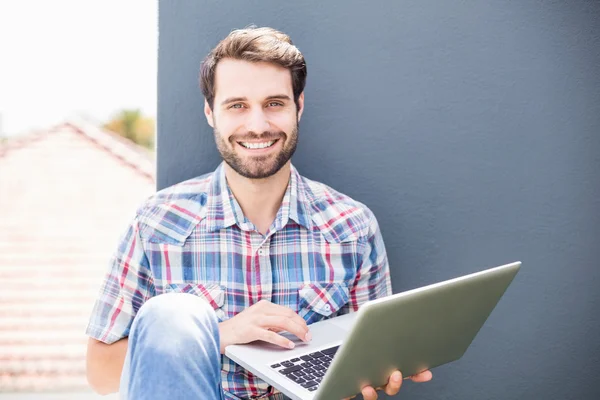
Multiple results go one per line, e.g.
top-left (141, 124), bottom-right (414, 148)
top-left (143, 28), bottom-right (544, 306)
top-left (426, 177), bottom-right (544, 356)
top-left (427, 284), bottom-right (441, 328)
top-left (85, 26), bottom-right (432, 400)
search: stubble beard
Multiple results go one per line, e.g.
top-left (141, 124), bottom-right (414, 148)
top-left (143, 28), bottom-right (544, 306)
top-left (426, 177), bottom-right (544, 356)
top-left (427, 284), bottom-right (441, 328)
top-left (214, 124), bottom-right (299, 180)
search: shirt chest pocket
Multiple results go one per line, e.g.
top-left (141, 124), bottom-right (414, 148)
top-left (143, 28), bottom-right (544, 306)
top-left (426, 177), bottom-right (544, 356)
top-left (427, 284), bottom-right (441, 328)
top-left (298, 282), bottom-right (350, 325)
top-left (163, 282), bottom-right (227, 322)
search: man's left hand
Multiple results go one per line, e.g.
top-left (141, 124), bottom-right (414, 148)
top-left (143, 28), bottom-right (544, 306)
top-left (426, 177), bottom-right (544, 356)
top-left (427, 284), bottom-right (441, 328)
top-left (342, 369), bottom-right (432, 400)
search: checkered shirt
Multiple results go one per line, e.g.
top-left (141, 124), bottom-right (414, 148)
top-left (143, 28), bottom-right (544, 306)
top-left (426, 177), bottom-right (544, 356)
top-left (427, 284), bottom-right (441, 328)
top-left (86, 162), bottom-right (392, 399)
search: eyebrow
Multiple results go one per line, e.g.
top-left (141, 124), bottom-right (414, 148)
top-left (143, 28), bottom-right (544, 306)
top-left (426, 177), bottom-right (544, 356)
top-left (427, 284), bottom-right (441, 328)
top-left (221, 94), bottom-right (292, 106)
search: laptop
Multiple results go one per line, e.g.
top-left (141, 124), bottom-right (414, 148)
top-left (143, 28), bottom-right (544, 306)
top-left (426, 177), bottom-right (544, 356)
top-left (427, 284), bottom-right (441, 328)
top-left (225, 261), bottom-right (521, 400)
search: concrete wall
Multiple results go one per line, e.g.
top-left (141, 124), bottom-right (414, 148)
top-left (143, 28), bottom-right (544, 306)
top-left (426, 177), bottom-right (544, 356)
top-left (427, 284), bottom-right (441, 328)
top-left (158, 1), bottom-right (600, 398)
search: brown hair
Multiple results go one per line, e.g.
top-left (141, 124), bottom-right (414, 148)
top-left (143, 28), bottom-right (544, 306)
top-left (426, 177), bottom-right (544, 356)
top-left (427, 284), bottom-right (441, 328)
top-left (200, 26), bottom-right (307, 110)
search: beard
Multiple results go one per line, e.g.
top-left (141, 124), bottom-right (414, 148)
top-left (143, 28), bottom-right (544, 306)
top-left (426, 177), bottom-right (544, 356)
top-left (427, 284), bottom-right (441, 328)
top-left (214, 124), bottom-right (298, 180)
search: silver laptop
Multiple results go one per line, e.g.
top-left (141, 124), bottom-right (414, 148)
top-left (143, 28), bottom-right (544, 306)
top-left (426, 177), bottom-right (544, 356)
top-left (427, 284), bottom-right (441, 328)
top-left (226, 261), bottom-right (521, 400)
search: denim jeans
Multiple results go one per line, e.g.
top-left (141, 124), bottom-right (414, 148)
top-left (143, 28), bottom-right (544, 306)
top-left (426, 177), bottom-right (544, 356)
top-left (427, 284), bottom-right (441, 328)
top-left (119, 292), bottom-right (290, 400)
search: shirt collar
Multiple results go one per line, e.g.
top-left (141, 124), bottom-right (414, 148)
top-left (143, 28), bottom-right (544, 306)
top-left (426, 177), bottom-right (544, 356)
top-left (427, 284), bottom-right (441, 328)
top-left (205, 162), bottom-right (312, 233)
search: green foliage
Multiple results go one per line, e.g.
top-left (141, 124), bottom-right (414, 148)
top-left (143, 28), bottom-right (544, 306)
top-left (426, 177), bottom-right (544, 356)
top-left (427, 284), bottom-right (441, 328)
top-left (104, 109), bottom-right (155, 149)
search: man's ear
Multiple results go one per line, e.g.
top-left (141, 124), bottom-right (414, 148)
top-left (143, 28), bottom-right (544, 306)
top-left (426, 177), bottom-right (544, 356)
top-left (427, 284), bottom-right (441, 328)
top-left (297, 92), bottom-right (305, 123)
top-left (204, 99), bottom-right (215, 128)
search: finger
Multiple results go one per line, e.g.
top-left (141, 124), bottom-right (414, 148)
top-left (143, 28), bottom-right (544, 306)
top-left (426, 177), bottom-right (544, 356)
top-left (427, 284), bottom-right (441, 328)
top-left (409, 370), bottom-right (433, 382)
top-left (361, 386), bottom-right (378, 400)
top-left (261, 304), bottom-right (311, 340)
top-left (384, 371), bottom-right (403, 396)
top-left (255, 327), bottom-right (296, 349)
top-left (265, 302), bottom-right (311, 331)
top-left (263, 301), bottom-right (307, 321)
top-left (258, 315), bottom-right (311, 342)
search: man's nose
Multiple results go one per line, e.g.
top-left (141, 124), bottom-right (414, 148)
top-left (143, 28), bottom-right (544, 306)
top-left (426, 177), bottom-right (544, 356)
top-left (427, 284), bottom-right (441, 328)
top-left (245, 108), bottom-right (271, 134)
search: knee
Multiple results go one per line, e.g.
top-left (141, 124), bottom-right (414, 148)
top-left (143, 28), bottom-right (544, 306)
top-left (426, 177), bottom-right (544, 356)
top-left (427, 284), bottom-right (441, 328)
top-left (132, 293), bottom-right (218, 339)
top-left (124, 294), bottom-right (222, 381)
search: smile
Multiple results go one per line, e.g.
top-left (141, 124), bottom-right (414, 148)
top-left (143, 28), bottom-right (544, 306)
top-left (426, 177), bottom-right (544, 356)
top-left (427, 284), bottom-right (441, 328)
top-left (238, 140), bottom-right (278, 149)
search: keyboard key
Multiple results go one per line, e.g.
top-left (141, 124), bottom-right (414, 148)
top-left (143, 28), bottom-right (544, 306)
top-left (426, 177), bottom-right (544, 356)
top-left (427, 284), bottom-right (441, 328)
top-left (280, 365), bottom-right (302, 375)
top-left (321, 346), bottom-right (339, 356)
top-left (278, 349), bottom-right (337, 392)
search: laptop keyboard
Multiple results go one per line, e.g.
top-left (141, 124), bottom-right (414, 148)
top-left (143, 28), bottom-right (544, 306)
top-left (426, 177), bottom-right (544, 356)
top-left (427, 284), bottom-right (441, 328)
top-left (269, 345), bottom-right (339, 392)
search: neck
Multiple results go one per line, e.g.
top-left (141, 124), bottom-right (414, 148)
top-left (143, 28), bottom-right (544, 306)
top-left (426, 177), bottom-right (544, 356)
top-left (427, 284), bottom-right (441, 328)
top-left (224, 162), bottom-right (291, 234)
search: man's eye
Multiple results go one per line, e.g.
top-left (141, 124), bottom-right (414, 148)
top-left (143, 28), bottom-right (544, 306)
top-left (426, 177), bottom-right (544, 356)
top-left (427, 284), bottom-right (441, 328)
top-left (230, 104), bottom-right (244, 109)
top-left (268, 102), bottom-right (283, 107)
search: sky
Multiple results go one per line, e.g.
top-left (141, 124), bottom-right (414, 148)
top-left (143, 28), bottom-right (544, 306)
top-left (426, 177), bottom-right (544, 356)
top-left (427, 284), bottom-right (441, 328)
top-left (0, 0), bottom-right (157, 136)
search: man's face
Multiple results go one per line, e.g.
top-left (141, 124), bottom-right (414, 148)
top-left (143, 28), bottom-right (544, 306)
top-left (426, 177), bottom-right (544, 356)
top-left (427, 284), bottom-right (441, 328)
top-left (204, 58), bottom-right (304, 180)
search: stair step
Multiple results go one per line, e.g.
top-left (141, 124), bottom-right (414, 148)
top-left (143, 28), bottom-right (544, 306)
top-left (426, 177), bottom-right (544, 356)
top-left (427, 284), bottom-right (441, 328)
top-left (0, 372), bottom-right (89, 392)
top-left (0, 330), bottom-right (89, 345)
top-left (0, 344), bottom-right (86, 359)
top-left (0, 359), bottom-right (86, 375)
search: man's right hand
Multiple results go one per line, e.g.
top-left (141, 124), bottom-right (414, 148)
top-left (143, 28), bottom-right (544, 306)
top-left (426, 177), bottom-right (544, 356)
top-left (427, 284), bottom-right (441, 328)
top-left (218, 299), bottom-right (312, 354)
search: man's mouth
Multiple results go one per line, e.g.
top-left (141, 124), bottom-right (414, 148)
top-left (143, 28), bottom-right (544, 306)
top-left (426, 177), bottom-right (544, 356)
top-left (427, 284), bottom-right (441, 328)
top-left (237, 139), bottom-right (279, 149)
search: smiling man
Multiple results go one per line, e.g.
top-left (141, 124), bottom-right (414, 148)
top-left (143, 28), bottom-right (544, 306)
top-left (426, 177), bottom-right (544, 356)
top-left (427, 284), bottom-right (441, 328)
top-left (85, 26), bottom-right (431, 400)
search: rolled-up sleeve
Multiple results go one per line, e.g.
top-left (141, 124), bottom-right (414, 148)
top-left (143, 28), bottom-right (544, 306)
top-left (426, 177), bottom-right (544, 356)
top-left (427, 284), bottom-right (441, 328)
top-left (85, 217), bottom-right (155, 344)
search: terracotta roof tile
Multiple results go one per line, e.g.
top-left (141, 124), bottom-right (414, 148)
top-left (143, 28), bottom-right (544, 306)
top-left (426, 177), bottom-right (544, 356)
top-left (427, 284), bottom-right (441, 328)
top-left (0, 122), bottom-right (156, 392)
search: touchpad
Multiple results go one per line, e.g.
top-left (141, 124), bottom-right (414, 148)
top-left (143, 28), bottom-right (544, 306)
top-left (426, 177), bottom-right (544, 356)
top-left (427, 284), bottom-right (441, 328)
top-left (326, 312), bottom-right (357, 332)
top-left (280, 320), bottom-right (347, 346)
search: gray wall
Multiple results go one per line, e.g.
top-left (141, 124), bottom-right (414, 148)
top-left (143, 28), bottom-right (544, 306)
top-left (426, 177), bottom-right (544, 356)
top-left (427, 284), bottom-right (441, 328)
top-left (158, 1), bottom-right (600, 399)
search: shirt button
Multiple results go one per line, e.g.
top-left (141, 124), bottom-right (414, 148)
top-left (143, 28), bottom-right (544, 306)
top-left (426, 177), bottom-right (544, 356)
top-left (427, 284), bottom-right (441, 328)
top-left (258, 249), bottom-right (265, 255)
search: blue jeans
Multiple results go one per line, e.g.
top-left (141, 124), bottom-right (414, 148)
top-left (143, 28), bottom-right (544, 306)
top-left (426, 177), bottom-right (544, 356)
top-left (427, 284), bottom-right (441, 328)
top-left (119, 292), bottom-right (290, 400)
top-left (119, 292), bottom-right (225, 399)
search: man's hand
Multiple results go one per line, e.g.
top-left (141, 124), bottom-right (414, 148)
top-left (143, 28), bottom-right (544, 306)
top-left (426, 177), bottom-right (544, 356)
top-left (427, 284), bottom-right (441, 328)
top-left (342, 369), bottom-right (432, 400)
top-left (218, 299), bottom-right (311, 354)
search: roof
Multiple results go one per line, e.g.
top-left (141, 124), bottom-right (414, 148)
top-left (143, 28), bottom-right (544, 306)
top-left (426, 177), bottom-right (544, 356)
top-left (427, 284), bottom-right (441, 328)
top-left (0, 119), bottom-right (155, 182)
top-left (0, 121), bottom-right (156, 392)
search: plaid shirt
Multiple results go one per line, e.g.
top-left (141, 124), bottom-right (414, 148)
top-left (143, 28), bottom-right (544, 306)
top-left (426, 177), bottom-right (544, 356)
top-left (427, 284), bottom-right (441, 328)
top-left (86, 162), bottom-right (392, 400)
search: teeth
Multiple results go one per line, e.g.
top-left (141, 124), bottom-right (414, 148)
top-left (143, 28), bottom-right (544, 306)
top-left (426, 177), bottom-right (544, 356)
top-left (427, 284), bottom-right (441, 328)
top-left (240, 140), bottom-right (276, 149)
